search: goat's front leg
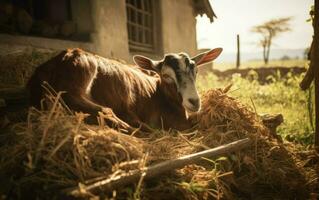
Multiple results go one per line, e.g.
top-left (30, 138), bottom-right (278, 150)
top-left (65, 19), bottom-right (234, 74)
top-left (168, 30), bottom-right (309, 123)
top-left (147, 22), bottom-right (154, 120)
top-left (187, 112), bottom-right (200, 125)
top-left (99, 108), bottom-right (133, 131)
top-left (63, 93), bottom-right (103, 115)
top-left (170, 113), bottom-right (199, 131)
top-left (117, 111), bottom-right (154, 133)
top-left (63, 93), bottom-right (133, 131)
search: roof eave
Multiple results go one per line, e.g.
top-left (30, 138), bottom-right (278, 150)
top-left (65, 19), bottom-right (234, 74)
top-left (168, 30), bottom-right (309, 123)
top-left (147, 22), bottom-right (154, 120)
top-left (193, 0), bottom-right (217, 23)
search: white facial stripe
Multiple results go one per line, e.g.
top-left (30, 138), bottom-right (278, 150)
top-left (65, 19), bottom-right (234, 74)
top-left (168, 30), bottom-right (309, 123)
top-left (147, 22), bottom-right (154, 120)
top-left (178, 57), bottom-right (187, 71)
top-left (180, 78), bottom-right (200, 112)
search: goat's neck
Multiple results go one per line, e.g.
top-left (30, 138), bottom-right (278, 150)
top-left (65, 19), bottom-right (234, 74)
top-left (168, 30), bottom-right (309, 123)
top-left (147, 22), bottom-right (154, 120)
top-left (154, 82), bottom-right (186, 114)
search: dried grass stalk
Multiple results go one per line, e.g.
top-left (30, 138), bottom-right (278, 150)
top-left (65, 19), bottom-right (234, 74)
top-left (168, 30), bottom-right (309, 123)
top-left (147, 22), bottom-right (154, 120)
top-left (0, 86), bottom-right (318, 199)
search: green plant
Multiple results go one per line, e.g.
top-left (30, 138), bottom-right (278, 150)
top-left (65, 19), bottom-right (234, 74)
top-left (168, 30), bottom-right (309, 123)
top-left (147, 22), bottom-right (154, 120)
top-left (197, 71), bottom-right (314, 146)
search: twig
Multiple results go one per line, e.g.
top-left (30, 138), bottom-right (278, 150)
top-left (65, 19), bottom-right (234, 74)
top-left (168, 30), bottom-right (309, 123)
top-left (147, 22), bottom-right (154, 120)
top-left (133, 153), bottom-right (148, 199)
top-left (42, 81), bottom-right (73, 115)
top-left (250, 97), bottom-right (258, 116)
top-left (222, 83), bottom-right (233, 93)
top-left (178, 133), bottom-right (210, 150)
top-left (49, 112), bottom-right (86, 158)
top-left (34, 91), bottom-right (64, 165)
top-left (65, 138), bottom-right (251, 196)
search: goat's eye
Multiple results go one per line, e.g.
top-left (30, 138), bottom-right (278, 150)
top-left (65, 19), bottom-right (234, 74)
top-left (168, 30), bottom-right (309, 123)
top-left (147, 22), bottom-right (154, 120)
top-left (162, 74), bottom-right (174, 83)
top-left (190, 63), bottom-right (195, 69)
top-left (163, 74), bottom-right (171, 79)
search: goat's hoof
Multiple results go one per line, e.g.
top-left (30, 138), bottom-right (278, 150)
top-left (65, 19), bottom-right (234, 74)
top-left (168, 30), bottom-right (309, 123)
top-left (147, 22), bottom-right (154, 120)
top-left (101, 108), bottom-right (132, 131)
top-left (101, 107), bottom-right (115, 117)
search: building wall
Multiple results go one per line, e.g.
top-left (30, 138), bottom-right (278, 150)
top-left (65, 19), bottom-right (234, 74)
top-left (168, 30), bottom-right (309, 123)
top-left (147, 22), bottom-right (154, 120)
top-left (70, 0), bottom-right (94, 34)
top-left (160, 0), bottom-right (198, 57)
top-left (90, 0), bottom-right (131, 61)
top-left (0, 0), bottom-right (199, 62)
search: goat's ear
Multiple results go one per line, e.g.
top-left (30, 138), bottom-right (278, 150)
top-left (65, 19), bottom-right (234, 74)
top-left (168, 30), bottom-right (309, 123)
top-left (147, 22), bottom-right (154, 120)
top-left (192, 48), bottom-right (223, 67)
top-left (133, 55), bottom-right (159, 71)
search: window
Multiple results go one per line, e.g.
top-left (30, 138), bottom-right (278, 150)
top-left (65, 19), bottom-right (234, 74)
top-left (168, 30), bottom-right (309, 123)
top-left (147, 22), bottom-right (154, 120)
top-left (126, 0), bottom-right (157, 52)
top-left (32, 0), bottom-right (72, 23)
top-left (0, 0), bottom-right (92, 41)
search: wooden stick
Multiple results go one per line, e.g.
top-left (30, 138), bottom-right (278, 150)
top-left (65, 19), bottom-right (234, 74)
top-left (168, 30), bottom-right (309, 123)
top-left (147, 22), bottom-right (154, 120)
top-left (313, 0), bottom-right (319, 148)
top-left (66, 138), bottom-right (251, 196)
top-left (236, 34), bottom-right (240, 69)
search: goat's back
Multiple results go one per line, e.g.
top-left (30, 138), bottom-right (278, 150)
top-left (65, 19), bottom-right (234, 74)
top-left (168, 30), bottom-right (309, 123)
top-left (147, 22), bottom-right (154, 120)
top-left (27, 48), bottom-right (160, 111)
top-left (27, 49), bottom-right (98, 107)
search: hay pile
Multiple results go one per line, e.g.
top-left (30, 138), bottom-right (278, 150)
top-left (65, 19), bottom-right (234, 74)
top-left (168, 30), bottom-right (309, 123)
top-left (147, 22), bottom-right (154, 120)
top-left (0, 87), bottom-right (318, 199)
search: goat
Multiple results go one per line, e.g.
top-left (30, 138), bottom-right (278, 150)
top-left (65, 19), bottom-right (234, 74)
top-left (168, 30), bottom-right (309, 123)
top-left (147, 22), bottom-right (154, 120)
top-left (27, 48), bottom-right (222, 131)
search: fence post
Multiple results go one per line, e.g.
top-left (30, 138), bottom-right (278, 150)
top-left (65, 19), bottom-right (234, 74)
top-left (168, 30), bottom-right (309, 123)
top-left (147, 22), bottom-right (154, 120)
top-left (314, 0), bottom-right (319, 148)
top-left (236, 34), bottom-right (240, 68)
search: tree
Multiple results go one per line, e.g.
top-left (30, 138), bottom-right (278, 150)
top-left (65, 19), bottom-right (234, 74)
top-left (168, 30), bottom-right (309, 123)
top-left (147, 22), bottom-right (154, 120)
top-left (251, 17), bottom-right (292, 64)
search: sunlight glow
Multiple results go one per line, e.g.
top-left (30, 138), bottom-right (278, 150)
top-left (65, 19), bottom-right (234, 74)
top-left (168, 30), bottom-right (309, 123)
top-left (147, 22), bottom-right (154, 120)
top-left (196, 0), bottom-right (314, 61)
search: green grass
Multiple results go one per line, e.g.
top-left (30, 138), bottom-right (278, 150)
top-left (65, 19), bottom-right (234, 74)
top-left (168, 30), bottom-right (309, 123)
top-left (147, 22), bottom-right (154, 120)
top-left (213, 59), bottom-right (308, 71)
top-left (197, 70), bottom-right (315, 146)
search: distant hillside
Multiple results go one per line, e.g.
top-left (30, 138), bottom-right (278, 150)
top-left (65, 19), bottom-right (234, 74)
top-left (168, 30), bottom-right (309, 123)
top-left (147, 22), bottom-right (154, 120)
top-left (216, 48), bottom-right (306, 62)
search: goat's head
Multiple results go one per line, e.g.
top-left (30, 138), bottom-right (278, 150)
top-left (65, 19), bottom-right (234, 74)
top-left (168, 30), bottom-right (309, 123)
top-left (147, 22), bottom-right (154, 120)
top-left (133, 48), bottom-right (223, 113)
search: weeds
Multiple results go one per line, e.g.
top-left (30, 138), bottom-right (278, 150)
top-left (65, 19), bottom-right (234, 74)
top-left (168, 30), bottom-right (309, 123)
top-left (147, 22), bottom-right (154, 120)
top-left (197, 70), bottom-right (315, 146)
top-left (213, 59), bottom-right (308, 71)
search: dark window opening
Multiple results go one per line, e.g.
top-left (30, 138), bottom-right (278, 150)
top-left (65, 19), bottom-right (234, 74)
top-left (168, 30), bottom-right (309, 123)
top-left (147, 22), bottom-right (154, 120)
top-left (126, 0), bottom-right (158, 52)
top-left (0, 0), bottom-right (91, 41)
top-left (32, 0), bottom-right (72, 23)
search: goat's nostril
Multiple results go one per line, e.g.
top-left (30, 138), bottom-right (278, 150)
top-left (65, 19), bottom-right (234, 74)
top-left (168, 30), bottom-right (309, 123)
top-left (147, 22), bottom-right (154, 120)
top-left (188, 98), bottom-right (199, 107)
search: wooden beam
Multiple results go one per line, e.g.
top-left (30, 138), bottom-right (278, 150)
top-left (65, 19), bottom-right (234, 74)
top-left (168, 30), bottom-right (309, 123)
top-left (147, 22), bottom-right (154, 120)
top-left (314, 0), bottom-right (319, 148)
top-left (65, 138), bottom-right (251, 197)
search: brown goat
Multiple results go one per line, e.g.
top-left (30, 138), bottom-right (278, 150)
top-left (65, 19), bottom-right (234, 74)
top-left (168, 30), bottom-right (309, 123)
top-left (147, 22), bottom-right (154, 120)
top-left (27, 48), bottom-right (222, 131)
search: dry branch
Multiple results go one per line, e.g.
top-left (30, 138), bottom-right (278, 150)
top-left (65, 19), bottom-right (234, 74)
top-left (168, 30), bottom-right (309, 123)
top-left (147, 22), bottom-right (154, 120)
top-left (260, 113), bottom-right (284, 142)
top-left (66, 138), bottom-right (251, 196)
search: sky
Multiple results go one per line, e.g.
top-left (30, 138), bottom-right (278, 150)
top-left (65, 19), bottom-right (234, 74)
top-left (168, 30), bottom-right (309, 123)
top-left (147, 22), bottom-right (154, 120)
top-left (196, 0), bottom-right (314, 57)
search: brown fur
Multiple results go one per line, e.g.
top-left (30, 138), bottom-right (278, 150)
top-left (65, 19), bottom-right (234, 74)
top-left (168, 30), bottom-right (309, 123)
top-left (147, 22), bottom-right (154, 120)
top-left (27, 48), bottom-right (192, 131)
